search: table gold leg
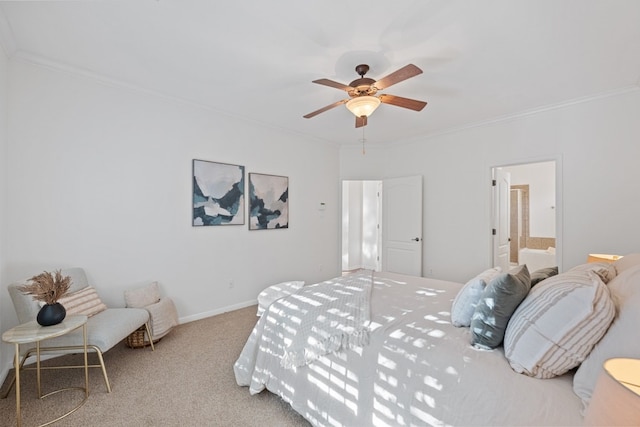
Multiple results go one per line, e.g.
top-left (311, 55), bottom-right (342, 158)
top-left (36, 341), bottom-right (41, 398)
top-left (15, 343), bottom-right (21, 427)
top-left (83, 324), bottom-right (89, 397)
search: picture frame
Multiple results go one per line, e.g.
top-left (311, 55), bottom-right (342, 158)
top-left (192, 159), bottom-right (245, 226)
top-left (248, 173), bottom-right (289, 230)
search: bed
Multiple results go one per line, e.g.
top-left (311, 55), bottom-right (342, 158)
top-left (234, 256), bottom-right (640, 426)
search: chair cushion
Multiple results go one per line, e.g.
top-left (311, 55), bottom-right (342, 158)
top-left (36, 308), bottom-right (149, 352)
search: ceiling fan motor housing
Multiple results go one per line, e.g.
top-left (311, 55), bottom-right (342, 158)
top-left (348, 78), bottom-right (378, 97)
top-left (349, 64), bottom-right (377, 97)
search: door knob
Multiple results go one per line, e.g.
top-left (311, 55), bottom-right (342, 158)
top-left (412, 237), bottom-right (421, 242)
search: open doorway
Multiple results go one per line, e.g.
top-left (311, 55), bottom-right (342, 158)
top-left (492, 161), bottom-right (559, 272)
top-left (342, 177), bottom-right (423, 275)
top-left (342, 180), bottom-right (382, 272)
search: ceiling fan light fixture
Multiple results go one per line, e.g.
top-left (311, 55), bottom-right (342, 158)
top-left (346, 96), bottom-right (381, 118)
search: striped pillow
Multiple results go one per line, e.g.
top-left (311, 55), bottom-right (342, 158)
top-left (504, 270), bottom-right (615, 379)
top-left (569, 262), bottom-right (617, 283)
top-left (58, 286), bottom-right (108, 317)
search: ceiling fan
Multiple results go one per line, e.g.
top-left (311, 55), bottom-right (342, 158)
top-left (304, 63), bottom-right (427, 128)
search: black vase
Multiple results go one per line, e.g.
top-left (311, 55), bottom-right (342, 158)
top-left (37, 302), bottom-right (66, 326)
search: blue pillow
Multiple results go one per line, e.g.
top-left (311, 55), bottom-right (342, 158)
top-left (470, 264), bottom-right (531, 349)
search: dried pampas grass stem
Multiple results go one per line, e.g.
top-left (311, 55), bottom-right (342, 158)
top-left (18, 269), bottom-right (72, 305)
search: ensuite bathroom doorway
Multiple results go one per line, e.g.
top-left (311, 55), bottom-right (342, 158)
top-left (492, 160), bottom-right (559, 272)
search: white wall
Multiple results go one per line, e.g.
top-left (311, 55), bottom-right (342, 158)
top-left (0, 38), bottom-right (8, 387)
top-left (1, 58), bottom-right (341, 375)
top-left (503, 161), bottom-right (556, 238)
top-left (340, 89), bottom-right (640, 282)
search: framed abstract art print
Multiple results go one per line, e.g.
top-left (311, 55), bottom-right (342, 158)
top-left (192, 159), bottom-right (245, 226)
top-left (248, 173), bottom-right (288, 230)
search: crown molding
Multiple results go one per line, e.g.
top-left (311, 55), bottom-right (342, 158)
top-left (13, 51), bottom-right (339, 148)
top-left (394, 85), bottom-right (640, 147)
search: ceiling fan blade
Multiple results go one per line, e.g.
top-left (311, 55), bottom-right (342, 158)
top-left (379, 94), bottom-right (427, 111)
top-left (373, 64), bottom-right (423, 90)
top-left (312, 78), bottom-right (352, 91)
top-left (355, 116), bottom-right (367, 128)
top-left (303, 99), bottom-right (348, 119)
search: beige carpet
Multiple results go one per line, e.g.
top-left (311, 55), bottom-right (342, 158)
top-left (0, 305), bottom-right (310, 426)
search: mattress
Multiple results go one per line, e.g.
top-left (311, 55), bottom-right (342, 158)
top-left (234, 271), bottom-right (583, 426)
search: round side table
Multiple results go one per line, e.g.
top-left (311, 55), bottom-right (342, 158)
top-left (2, 315), bottom-right (89, 427)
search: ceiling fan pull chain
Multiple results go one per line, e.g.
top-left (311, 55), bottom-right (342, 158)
top-left (361, 126), bottom-right (366, 155)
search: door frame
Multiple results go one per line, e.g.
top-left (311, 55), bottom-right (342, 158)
top-left (489, 156), bottom-right (563, 272)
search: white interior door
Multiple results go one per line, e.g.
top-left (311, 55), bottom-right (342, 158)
top-left (493, 168), bottom-right (511, 271)
top-left (382, 175), bottom-right (423, 276)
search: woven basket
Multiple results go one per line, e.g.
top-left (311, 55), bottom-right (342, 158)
top-left (126, 326), bottom-right (155, 349)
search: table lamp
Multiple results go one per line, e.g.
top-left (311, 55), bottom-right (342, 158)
top-left (587, 253), bottom-right (622, 263)
top-left (583, 358), bottom-right (640, 426)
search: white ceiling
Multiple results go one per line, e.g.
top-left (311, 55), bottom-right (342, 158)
top-left (1, 0), bottom-right (639, 146)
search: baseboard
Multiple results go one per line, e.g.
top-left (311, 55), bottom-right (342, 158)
top-left (177, 299), bottom-right (257, 324)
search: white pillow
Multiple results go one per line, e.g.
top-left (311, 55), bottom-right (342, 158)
top-left (613, 253), bottom-right (640, 274)
top-left (569, 262), bottom-right (617, 283)
top-left (573, 264), bottom-right (640, 408)
top-left (450, 267), bottom-right (501, 327)
top-left (504, 270), bottom-right (615, 379)
top-left (256, 281), bottom-right (305, 316)
top-left (124, 282), bottom-right (161, 308)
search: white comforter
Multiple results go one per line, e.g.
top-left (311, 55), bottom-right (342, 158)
top-left (234, 272), bottom-right (584, 427)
